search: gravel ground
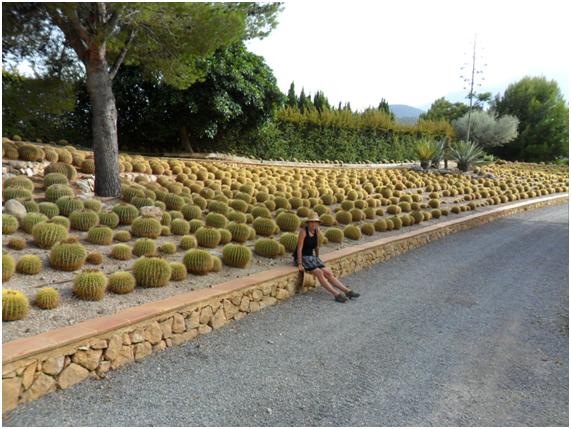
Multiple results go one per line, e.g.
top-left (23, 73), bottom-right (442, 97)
top-left (4, 186), bottom-right (551, 342)
top-left (4, 202), bottom-right (568, 426)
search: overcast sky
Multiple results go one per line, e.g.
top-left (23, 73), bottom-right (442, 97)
top-left (246, 0), bottom-right (570, 111)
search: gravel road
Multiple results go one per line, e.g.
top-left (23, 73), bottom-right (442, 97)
top-left (4, 203), bottom-right (568, 426)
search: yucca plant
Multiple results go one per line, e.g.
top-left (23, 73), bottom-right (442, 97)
top-left (414, 138), bottom-right (438, 169)
top-left (450, 140), bottom-right (485, 172)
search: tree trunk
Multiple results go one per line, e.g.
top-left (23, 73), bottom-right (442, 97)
top-left (180, 126), bottom-right (194, 153)
top-left (85, 60), bottom-right (122, 197)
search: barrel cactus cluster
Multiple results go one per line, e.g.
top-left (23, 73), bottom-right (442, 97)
top-left (2, 137), bottom-right (568, 319)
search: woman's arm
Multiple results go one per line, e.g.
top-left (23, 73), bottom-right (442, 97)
top-left (296, 228), bottom-right (306, 270)
top-left (315, 227), bottom-right (320, 257)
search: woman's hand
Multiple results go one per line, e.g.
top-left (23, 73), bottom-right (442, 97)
top-left (297, 264), bottom-right (304, 272)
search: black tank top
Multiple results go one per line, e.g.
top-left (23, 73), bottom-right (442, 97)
top-left (293, 225), bottom-right (318, 257)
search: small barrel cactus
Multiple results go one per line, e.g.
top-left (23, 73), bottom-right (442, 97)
top-left (110, 244), bottom-right (132, 261)
top-left (69, 209), bottom-right (100, 231)
top-left (211, 256), bottom-right (223, 272)
top-left (112, 203), bottom-right (140, 225)
top-left (7, 237), bottom-right (27, 250)
top-left (38, 202), bottom-right (60, 219)
top-left (35, 287), bottom-right (60, 309)
top-left (343, 225), bottom-right (362, 241)
top-left (49, 238), bottom-right (87, 271)
top-left (32, 221), bottom-right (68, 249)
top-left (335, 210), bottom-right (353, 225)
top-left (98, 211), bottom-right (120, 228)
top-left (227, 222), bottom-right (250, 243)
top-left (16, 254), bottom-right (42, 275)
top-left (86, 226), bottom-right (114, 245)
top-left (132, 257), bottom-right (172, 288)
top-left (113, 230), bottom-right (132, 242)
top-left (183, 249), bottom-right (214, 275)
top-left (279, 232), bottom-right (299, 252)
top-left (83, 199), bottom-right (102, 212)
top-left (276, 212), bottom-right (301, 232)
top-left (2, 214), bottom-right (19, 234)
top-left (3, 186), bottom-right (33, 202)
top-left (43, 173), bottom-right (68, 187)
top-left (252, 217), bottom-right (277, 237)
top-left (171, 218), bottom-right (190, 236)
top-left (56, 197), bottom-right (84, 216)
top-left (108, 271), bottom-right (136, 294)
top-left (325, 228), bottom-right (344, 243)
top-left (20, 212), bottom-right (48, 234)
top-left (133, 238), bottom-right (157, 257)
top-left (222, 244), bottom-right (252, 268)
top-left (195, 227), bottom-right (221, 248)
top-left (73, 269), bottom-right (107, 301)
top-left (254, 238), bottom-right (281, 258)
top-left (361, 223), bottom-right (375, 236)
top-left (159, 242), bottom-right (177, 255)
top-left (179, 235), bottom-right (197, 250)
top-left (131, 216), bottom-right (162, 239)
top-left (50, 215), bottom-right (70, 230)
top-left (374, 219), bottom-right (388, 232)
top-left (86, 252), bottom-right (103, 265)
top-left (3, 253), bottom-right (16, 282)
top-left (205, 212), bottom-right (227, 229)
top-left (169, 262), bottom-right (187, 281)
top-left (2, 289), bottom-right (29, 321)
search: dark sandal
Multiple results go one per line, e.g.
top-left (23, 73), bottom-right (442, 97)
top-left (346, 289), bottom-right (360, 299)
top-left (335, 293), bottom-right (348, 303)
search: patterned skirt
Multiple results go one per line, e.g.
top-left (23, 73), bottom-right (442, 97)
top-left (293, 255), bottom-right (326, 272)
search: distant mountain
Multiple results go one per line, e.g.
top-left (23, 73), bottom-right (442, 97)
top-left (389, 104), bottom-right (425, 124)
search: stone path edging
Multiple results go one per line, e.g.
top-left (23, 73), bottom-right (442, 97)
top-left (2, 193), bottom-right (568, 412)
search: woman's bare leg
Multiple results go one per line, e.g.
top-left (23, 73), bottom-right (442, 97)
top-left (322, 268), bottom-right (351, 293)
top-left (311, 268), bottom-right (340, 296)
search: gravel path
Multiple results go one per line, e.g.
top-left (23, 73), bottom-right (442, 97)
top-left (4, 203), bottom-right (568, 426)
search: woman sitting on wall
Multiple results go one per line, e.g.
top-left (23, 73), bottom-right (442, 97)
top-left (293, 213), bottom-right (360, 303)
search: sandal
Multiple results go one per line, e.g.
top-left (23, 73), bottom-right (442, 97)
top-left (334, 293), bottom-right (348, 303)
top-left (345, 289), bottom-right (360, 299)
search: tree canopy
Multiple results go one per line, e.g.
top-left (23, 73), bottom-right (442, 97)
top-left (491, 76), bottom-right (569, 161)
top-left (452, 110), bottom-right (519, 148)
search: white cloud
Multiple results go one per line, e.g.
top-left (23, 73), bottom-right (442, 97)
top-left (247, 0), bottom-right (570, 109)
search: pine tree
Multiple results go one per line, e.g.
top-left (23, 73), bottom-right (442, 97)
top-left (287, 82), bottom-right (297, 108)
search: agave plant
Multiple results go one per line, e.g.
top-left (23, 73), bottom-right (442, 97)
top-left (450, 140), bottom-right (485, 172)
top-left (414, 138), bottom-right (438, 169)
top-left (430, 140), bottom-right (445, 168)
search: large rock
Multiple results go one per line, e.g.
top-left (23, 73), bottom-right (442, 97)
top-left (4, 199), bottom-right (27, 220)
top-left (57, 363), bottom-right (89, 389)
top-left (199, 306), bottom-right (213, 325)
top-left (104, 334), bottom-right (123, 361)
top-left (129, 328), bottom-right (145, 344)
top-left (210, 308), bottom-right (227, 329)
top-left (159, 318), bottom-right (173, 339)
top-left (110, 345), bottom-right (134, 370)
top-left (144, 322), bottom-right (163, 345)
top-left (21, 362), bottom-right (37, 390)
top-left (172, 313), bottom-right (186, 334)
top-left (42, 356), bottom-right (65, 376)
top-left (72, 349), bottom-right (103, 371)
top-left (140, 206), bottom-right (162, 219)
top-left (2, 377), bottom-right (22, 412)
top-left (223, 299), bottom-right (239, 320)
top-left (134, 342), bottom-right (152, 362)
top-left (239, 296), bottom-right (250, 312)
top-left (187, 310), bottom-right (200, 329)
top-left (22, 372), bottom-right (57, 402)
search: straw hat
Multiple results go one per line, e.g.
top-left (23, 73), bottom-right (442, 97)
top-left (306, 212), bottom-right (321, 223)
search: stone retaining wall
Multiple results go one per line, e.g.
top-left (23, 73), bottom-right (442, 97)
top-left (2, 194), bottom-right (568, 413)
